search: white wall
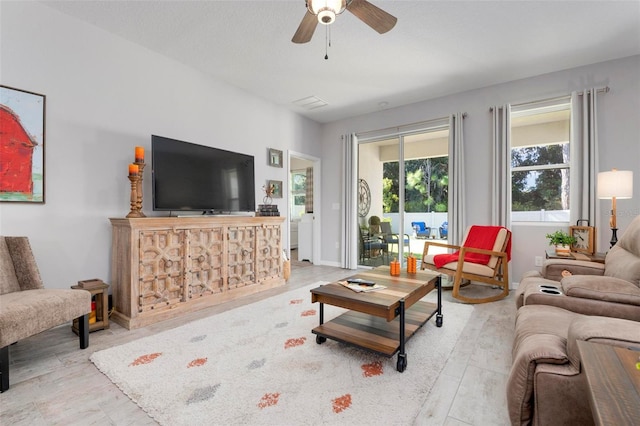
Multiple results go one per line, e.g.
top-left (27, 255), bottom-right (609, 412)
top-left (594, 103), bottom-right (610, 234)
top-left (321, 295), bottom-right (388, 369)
top-left (3, 2), bottom-right (639, 288)
top-left (320, 55), bottom-right (640, 281)
top-left (0, 2), bottom-right (322, 289)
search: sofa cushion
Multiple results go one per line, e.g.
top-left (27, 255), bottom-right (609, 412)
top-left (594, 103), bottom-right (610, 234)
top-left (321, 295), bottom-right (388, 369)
top-left (566, 315), bottom-right (640, 370)
top-left (0, 238), bottom-right (20, 295)
top-left (604, 215), bottom-right (640, 286)
top-left (604, 244), bottom-right (640, 287)
top-left (5, 237), bottom-right (43, 291)
top-left (561, 275), bottom-right (640, 306)
top-left (0, 289), bottom-right (91, 348)
top-left (423, 254), bottom-right (496, 277)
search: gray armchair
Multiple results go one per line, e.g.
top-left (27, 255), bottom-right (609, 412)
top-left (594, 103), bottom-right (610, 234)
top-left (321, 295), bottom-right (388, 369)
top-left (515, 215), bottom-right (640, 321)
top-left (0, 236), bottom-right (91, 392)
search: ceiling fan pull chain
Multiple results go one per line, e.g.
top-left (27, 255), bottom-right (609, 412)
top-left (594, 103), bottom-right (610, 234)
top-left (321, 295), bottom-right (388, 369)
top-left (325, 25), bottom-right (329, 60)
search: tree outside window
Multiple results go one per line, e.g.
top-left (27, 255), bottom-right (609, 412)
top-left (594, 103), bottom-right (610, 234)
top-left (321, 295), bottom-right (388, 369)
top-left (383, 157), bottom-right (448, 213)
top-left (510, 102), bottom-right (571, 222)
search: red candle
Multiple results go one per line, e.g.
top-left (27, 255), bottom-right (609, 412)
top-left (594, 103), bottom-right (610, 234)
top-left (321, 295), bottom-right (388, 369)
top-left (129, 163), bottom-right (139, 176)
top-left (135, 146), bottom-right (144, 162)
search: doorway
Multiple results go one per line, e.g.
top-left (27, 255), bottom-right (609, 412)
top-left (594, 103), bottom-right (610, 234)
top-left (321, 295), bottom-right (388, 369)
top-left (357, 121), bottom-right (450, 267)
top-left (288, 151), bottom-right (321, 264)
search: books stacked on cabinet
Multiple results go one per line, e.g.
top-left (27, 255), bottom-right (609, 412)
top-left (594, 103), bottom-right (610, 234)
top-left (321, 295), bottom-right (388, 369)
top-left (257, 204), bottom-right (280, 216)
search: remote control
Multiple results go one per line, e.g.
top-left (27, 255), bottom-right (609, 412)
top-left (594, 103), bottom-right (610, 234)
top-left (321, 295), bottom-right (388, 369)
top-left (346, 278), bottom-right (375, 286)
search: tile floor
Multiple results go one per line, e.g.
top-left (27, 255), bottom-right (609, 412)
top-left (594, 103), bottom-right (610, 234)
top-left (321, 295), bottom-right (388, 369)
top-left (0, 262), bottom-right (515, 425)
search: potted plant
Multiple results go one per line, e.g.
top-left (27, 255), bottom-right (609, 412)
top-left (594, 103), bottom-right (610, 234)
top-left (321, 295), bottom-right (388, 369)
top-left (545, 230), bottom-right (577, 256)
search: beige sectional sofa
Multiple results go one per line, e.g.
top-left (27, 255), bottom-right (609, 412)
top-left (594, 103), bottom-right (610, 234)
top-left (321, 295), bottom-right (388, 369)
top-left (507, 215), bottom-right (640, 424)
top-left (515, 215), bottom-right (640, 321)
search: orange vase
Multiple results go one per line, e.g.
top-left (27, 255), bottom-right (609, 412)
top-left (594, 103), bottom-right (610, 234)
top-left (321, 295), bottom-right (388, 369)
top-left (407, 255), bottom-right (417, 274)
top-left (390, 259), bottom-right (400, 276)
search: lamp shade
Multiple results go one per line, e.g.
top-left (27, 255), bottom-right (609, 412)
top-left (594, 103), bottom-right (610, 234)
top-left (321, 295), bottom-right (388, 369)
top-left (597, 170), bottom-right (633, 199)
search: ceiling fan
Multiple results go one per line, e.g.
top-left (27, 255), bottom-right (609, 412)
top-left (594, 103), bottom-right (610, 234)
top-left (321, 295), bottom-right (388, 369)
top-left (292, 0), bottom-right (397, 44)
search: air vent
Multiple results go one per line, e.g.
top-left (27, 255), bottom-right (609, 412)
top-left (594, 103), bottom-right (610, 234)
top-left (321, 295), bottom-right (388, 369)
top-left (292, 95), bottom-right (328, 110)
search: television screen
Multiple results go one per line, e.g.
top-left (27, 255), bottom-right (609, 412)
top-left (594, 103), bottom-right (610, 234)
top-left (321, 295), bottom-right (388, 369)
top-left (151, 135), bottom-right (255, 213)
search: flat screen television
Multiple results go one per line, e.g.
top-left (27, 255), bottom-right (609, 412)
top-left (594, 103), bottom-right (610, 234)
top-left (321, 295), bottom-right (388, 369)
top-left (151, 135), bottom-right (255, 214)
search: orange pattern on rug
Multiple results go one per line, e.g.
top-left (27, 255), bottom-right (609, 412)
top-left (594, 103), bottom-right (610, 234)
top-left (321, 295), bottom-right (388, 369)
top-left (361, 361), bottom-right (384, 377)
top-left (332, 394), bottom-right (352, 413)
top-left (284, 337), bottom-right (307, 349)
top-left (301, 309), bottom-right (316, 317)
top-left (129, 352), bottom-right (162, 367)
top-left (187, 358), bottom-right (207, 368)
top-left (258, 392), bottom-right (280, 409)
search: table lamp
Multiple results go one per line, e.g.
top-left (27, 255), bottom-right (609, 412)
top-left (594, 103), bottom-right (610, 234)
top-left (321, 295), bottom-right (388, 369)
top-left (597, 169), bottom-right (633, 247)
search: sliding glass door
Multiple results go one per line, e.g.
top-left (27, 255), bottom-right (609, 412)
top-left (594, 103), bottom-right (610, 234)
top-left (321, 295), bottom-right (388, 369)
top-left (357, 121), bottom-right (449, 268)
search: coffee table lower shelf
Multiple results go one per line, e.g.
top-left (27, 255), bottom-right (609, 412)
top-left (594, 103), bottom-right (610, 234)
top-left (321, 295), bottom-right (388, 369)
top-left (312, 300), bottom-right (440, 371)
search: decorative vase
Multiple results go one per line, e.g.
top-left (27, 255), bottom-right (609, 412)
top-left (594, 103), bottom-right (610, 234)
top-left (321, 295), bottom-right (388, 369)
top-left (555, 244), bottom-right (571, 256)
top-left (390, 259), bottom-right (401, 276)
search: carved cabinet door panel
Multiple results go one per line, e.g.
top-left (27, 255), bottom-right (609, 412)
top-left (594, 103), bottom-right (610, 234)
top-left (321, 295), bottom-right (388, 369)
top-left (227, 226), bottom-right (255, 289)
top-left (186, 227), bottom-right (224, 298)
top-left (256, 224), bottom-right (281, 281)
top-left (138, 229), bottom-right (185, 313)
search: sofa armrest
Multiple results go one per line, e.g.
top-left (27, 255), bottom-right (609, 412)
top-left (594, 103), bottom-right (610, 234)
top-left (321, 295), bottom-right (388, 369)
top-left (541, 259), bottom-right (604, 281)
top-left (507, 333), bottom-right (571, 426)
top-left (561, 275), bottom-right (640, 306)
top-left (566, 315), bottom-right (640, 370)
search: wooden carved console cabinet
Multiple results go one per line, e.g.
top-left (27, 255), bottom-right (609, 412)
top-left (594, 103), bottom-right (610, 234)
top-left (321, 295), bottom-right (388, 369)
top-left (110, 216), bottom-right (285, 329)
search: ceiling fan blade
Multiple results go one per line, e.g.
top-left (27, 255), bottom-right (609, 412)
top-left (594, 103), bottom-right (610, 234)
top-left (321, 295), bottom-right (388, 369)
top-left (347, 0), bottom-right (397, 34)
top-left (292, 11), bottom-right (318, 44)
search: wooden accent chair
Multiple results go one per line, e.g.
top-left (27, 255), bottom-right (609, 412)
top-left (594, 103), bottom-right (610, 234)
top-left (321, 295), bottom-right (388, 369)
top-left (0, 236), bottom-right (91, 392)
top-left (421, 225), bottom-right (511, 303)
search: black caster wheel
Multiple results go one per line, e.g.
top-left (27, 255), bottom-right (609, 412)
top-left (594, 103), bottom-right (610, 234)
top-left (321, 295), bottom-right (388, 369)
top-left (396, 354), bottom-right (407, 372)
top-left (436, 314), bottom-right (443, 327)
top-left (316, 335), bottom-right (326, 344)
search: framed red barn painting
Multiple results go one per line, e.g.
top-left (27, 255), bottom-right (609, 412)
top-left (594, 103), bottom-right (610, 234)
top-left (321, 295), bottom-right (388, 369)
top-left (0, 85), bottom-right (45, 203)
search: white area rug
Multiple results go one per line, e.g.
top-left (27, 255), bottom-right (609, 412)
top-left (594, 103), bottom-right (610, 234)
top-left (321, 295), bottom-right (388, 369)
top-left (91, 283), bottom-right (473, 425)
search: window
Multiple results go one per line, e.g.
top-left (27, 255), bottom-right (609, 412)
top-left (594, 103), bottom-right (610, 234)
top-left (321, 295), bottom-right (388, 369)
top-left (510, 100), bottom-right (571, 222)
top-left (290, 169), bottom-right (307, 218)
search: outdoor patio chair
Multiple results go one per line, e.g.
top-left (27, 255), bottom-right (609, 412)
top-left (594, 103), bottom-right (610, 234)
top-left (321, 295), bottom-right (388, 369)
top-left (380, 222), bottom-right (409, 254)
top-left (368, 215), bottom-right (382, 235)
top-left (359, 227), bottom-right (389, 264)
top-left (411, 221), bottom-right (431, 239)
top-left (439, 221), bottom-right (448, 239)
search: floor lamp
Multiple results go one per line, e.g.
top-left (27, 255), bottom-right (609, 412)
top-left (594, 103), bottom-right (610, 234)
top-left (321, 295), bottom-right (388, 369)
top-left (597, 169), bottom-right (633, 248)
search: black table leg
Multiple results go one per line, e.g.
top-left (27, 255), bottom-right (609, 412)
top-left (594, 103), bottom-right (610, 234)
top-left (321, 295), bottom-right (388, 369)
top-left (316, 302), bottom-right (326, 344)
top-left (436, 276), bottom-right (443, 327)
top-left (397, 299), bottom-right (407, 372)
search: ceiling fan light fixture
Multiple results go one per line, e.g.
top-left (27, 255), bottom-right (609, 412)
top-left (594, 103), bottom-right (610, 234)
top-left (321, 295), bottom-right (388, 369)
top-left (307, 0), bottom-right (347, 25)
top-left (317, 9), bottom-right (336, 25)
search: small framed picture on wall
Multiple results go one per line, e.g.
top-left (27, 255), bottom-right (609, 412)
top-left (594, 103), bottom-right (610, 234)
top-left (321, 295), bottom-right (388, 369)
top-left (268, 148), bottom-right (283, 168)
top-left (268, 180), bottom-right (283, 198)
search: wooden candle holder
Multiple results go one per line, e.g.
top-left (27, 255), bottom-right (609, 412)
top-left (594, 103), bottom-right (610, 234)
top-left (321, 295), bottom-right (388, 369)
top-left (126, 174), bottom-right (144, 218)
top-left (134, 161), bottom-right (146, 217)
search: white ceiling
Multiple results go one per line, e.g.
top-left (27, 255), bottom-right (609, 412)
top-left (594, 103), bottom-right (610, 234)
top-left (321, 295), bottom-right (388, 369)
top-left (41, 0), bottom-right (640, 124)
